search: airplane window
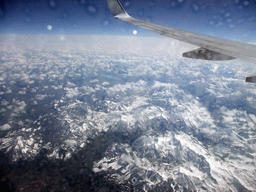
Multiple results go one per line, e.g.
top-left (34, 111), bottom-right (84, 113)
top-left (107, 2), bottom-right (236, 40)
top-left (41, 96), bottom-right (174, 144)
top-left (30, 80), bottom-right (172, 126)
top-left (0, 0), bottom-right (256, 191)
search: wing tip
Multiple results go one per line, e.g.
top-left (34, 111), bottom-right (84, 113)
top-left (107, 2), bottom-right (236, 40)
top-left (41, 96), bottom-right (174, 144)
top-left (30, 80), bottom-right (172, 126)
top-left (106, 0), bottom-right (128, 17)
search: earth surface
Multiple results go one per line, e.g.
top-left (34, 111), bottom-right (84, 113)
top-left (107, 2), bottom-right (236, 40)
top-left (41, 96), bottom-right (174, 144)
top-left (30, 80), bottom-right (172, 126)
top-left (0, 34), bottom-right (256, 191)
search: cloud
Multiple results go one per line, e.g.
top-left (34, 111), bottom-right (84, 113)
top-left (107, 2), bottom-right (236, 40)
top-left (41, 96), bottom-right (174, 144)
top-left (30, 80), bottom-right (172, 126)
top-left (65, 87), bottom-right (79, 98)
top-left (64, 140), bottom-right (78, 147)
top-left (0, 124), bottom-right (11, 131)
top-left (1, 100), bottom-right (9, 106)
top-left (107, 80), bottom-right (147, 96)
top-left (1, 34), bottom-right (256, 191)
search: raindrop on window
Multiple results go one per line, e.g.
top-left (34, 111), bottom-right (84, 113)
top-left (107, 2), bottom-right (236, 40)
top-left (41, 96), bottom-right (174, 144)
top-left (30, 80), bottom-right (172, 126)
top-left (217, 21), bottom-right (223, 26)
top-left (225, 13), bottom-right (231, 17)
top-left (124, 1), bottom-right (131, 8)
top-left (47, 25), bottom-right (52, 30)
top-left (85, 4), bottom-right (99, 16)
top-left (192, 4), bottom-right (199, 11)
top-left (238, 18), bottom-right (244, 23)
top-left (102, 19), bottom-right (110, 26)
top-left (60, 36), bottom-right (65, 41)
top-left (149, 1), bottom-right (156, 8)
top-left (48, 0), bottom-right (58, 9)
top-left (168, 0), bottom-right (185, 9)
top-left (61, 11), bottom-right (70, 19)
top-left (243, 1), bottom-right (249, 6)
top-left (138, 9), bottom-right (144, 16)
top-left (229, 24), bottom-right (235, 28)
top-left (80, 0), bottom-right (86, 5)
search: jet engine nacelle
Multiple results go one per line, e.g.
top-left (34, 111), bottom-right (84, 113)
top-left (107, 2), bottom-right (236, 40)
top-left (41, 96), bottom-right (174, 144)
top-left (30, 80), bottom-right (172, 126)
top-left (182, 48), bottom-right (236, 61)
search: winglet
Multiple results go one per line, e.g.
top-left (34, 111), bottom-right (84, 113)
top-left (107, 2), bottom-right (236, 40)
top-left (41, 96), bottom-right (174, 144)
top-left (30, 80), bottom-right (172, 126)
top-left (106, 0), bottom-right (128, 18)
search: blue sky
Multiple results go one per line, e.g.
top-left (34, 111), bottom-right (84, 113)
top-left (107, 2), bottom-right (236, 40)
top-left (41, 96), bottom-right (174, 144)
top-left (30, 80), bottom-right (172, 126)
top-left (0, 0), bottom-right (256, 42)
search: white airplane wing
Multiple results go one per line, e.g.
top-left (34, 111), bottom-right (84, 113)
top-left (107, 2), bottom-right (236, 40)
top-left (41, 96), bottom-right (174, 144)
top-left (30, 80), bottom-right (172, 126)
top-left (106, 0), bottom-right (256, 83)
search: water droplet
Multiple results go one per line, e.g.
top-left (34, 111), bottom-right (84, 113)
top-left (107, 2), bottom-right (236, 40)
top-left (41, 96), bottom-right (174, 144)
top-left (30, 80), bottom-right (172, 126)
top-left (120, 28), bottom-right (126, 33)
top-left (149, 2), bottom-right (156, 8)
top-left (200, 5), bottom-right (206, 10)
top-left (85, 4), bottom-right (98, 16)
top-left (48, 0), bottom-right (58, 9)
top-left (102, 19), bottom-right (110, 26)
top-left (192, 4), bottom-right (199, 11)
top-left (146, 16), bottom-right (152, 22)
top-left (229, 24), bottom-right (235, 28)
top-left (171, 2), bottom-right (176, 8)
top-left (60, 36), bottom-right (65, 41)
top-left (238, 18), bottom-right (244, 23)
top-left (217, 21), bottom-right (223, 26)
top-left (168, 0), bottom-right (185, 9)
top-left (225, 13), bottom-right (231, 17)
top-left (47, 25), bottom-right (52, 30)
top-left (80, 0), bottom-right (86, 5)
top-left (61, 11), bottom-right (70, 19)
top-left (227, 18), bottom-right (232, 23)
top-left (138, 9), bottom-right (144, 16)
top-left (243, 1), bottom-right (249, 6)
top-left (124, 1), bottom-right (131, 8)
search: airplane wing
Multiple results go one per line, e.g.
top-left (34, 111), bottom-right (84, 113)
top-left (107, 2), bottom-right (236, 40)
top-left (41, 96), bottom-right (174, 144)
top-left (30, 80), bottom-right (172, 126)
top-left (106, 0), bottom-right (256, 83)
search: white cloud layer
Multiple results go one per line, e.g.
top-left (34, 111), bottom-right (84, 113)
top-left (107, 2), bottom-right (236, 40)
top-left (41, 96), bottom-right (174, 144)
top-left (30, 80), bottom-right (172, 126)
top-left (0, 34), bottom-right (256, 191)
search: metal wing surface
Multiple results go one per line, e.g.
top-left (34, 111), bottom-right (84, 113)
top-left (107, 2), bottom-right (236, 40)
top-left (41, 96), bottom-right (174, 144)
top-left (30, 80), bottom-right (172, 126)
top-left (106, 0), bottom-right (256, 83)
